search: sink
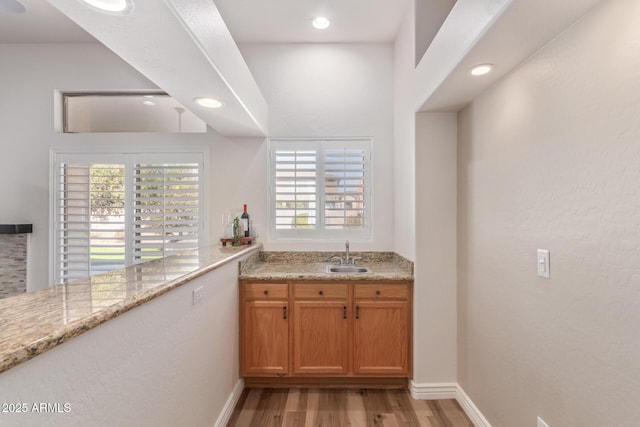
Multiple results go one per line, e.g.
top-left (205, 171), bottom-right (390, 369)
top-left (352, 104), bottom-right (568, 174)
top-left (325, 265), bottom-right (372, 274)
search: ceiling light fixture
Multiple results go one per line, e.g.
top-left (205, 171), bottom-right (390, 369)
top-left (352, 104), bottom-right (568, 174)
top-left (194, 97), bottom-right (223, 109)
top-left (312, 16), bottom-right (331, 30)
top-left (469, 64), bottom-right (494, 76)
top-left (0, 0), bottom-right (26, 14)
top-left (79, 0), bottom-right (134, 14)
top-left (143, 100), bottom-right (155, 106)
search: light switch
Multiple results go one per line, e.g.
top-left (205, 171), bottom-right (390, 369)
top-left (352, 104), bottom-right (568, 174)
top-left (537, 249), bottom-right (550, 279)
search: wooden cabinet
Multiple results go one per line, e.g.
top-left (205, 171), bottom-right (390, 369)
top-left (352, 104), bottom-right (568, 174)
top-left (292, 283), bottom-right (349, 375)
top-left (240, 280), bottom-right (412, 382)
top-left (353, 284), bottom-right (410, 375)
top-left (241, 283), bottom-right (288, 376)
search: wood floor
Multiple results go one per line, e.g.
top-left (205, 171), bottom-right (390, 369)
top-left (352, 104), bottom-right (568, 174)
top-left (227, 388), bottom-right (474, 427)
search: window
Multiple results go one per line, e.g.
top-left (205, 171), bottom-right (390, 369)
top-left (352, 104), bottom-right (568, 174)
top-left (269, 139), bottom-right (371, 240)
top-left (63, 93), bottom-right (207, 133)
top-left (52, 151), bottom-right (206, 284)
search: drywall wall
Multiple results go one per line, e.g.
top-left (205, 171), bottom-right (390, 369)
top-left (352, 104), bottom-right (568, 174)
top-left (414, 0), bottom-right (456, 67)
top-left (239, 43), bottom-right (395, 252)
top-left (457, 0), bottom-right (640, 425)
top-left (0, 257), bottom-right (245, 427)
top-left (393, 8), bottom-right (417, 261)
top-left (0, 43), bottom-right (256, 291)
top-left (414, 112), bottom-right (457, 384)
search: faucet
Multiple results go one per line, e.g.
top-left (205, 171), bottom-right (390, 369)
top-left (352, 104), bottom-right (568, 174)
top-left (329, 241), bottom-right (361, 265)
top-left (345, 240), bottom-right (350, 264)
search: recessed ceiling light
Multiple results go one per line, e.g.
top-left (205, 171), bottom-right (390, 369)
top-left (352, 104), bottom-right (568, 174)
top-left (0, 0), bottom-right (26, 14)
top-left (79, 0), bottom-right (134, 14)
top-left (194, 97), bottom-right (223, 109)
top-left (312, 16), bottom-right (331, 30)
top-left (143, 100), bottom-right (155, 106)
top-left (469, 64), bottom-right (494, 76)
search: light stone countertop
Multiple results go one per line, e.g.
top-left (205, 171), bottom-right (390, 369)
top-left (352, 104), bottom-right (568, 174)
top-left (239, 251), bottom-right (414, 282)
top-left (0, 243), bottom-right (261, 375)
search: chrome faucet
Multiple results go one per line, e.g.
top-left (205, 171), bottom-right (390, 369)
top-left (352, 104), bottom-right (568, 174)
top-left (345, 240), bottom-right (350, 264)
top-left (330, 241), bottom-right (362, 265)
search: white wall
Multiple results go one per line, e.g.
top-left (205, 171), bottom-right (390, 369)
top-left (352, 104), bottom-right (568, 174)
top-left (0, 44), bottom-right (258, 291)
top-left (0, 258), bottom-right (245, 427)
top-left (414, 112), bottom-right (457, 384)
top-left (393, 10), bottom-right (417, 261)
top-left (457, 1), bottom-right (640, 425)
top-left (239, 43), bottom-right (395, 252)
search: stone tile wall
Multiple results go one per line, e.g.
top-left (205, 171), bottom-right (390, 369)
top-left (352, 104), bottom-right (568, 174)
top-left (0, 234), bottom-right (27, 298)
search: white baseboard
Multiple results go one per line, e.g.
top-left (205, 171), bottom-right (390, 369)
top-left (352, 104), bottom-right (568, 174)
top-left (456, 385), bottom-right (492, 427)
top-left (213, 378), bottom-right (245, 427)
top-left (409, 381), bottom-right (458, 399)
top-left (410, 381), bottom-right (492, 427)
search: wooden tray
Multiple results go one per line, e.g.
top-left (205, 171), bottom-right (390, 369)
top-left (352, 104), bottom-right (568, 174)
top-left (220, 236), bottom-right (256, 247)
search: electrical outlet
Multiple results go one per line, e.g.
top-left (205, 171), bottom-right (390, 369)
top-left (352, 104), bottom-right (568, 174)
top-left (537, 416), bottom-right (550, 427)
top-left (192, 286), bottom-right (204, 305)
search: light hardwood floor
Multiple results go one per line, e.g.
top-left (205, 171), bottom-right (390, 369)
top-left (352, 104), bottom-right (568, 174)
top-left (227, 388), bottom-right (474, 427)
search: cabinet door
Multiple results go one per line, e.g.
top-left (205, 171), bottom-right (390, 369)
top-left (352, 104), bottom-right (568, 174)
top-left (353, 300), bottom-right (410, 376)
top-left (242, 300), bottom-right (289, 376)
top-left (293, 301), bottom-right (349, 375)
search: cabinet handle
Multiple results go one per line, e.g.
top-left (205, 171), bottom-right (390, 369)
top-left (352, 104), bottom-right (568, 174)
top-left (376, 290), bottom-right (381, 296)
top-left (283, 306), bottom-right (287, 320)
top-left (263, 290), bottom-right (269, 296)
top-left (355, 306), bottom-right (360, 320)
top-left (318, 290), bottom-right (324, 296)
top-left (343, 306), bottom-right (347, 319)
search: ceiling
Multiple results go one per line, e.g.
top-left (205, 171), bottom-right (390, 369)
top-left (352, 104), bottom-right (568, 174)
top-left (0, 0), bottom-right (411, 44)
top-left (0, 0), bottom-right (95, 43)
top-left (213, 0), bottom-right (411, 43)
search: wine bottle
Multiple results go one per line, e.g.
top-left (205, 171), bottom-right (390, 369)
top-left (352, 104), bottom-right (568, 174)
top-left (241, 204), bottom-right (250, 237)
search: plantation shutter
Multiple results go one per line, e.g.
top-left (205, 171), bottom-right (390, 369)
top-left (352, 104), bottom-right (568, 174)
top-left (53, 152), bottom-right (205, 284)
top-left (270, 139), bottom-right (371, 239)
top-left (55, 162), bottom-right (126, 282)
top-left (133, 163), bottom-right (200, 261)
top-left (273, 146), bottom-right (318, 230)
top-left (324, 147), bottom-right (367, 230)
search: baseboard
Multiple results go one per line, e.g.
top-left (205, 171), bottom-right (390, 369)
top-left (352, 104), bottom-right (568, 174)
top-left (456, 385), bottom-right (492, 427)
top-left (213, 378), bottom-right (245, 427)
top-left (410, 381), bottom-right (492, 427)
top-left (409, 381), bottom-right (458, 399)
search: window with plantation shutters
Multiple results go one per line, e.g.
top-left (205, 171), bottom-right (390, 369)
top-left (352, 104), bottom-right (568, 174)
top-left (270, 139), bottom-right (371, 240)
top-left (52, 151), bottom-right (206, 284)
top-left (133, 163), bottom-right (200, 262)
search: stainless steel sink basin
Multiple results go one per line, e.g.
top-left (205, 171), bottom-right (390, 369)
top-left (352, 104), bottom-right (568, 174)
top-left (325, 265), bottom-right (372, 274)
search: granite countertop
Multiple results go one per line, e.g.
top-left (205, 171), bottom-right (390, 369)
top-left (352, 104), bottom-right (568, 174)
top-left (0, 243), bottom-right (261, 375)
top-left (239, 251), bottom-right (414, 282)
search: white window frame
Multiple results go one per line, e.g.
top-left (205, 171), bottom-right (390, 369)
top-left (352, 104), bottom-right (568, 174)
top-left (268, 138), bottom-right (372, 241)
top-left (49, 147), bottom-right (209, 284)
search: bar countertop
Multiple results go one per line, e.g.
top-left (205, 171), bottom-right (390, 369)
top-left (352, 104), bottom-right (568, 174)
top-left (0, 244), bottom-right (261, 375)
top-left (239, 251), bottom-right (414, 282)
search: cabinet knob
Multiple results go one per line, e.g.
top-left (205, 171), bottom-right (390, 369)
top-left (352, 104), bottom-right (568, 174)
top-left (263, 290), bottom-right (269, 296)
top-left (376, 290), bottom-right (381, 296)
top-left (318, 290), bottom-right (324, 296)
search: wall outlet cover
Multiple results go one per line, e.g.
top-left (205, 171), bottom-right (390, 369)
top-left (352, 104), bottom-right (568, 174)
top-left (193, 286), bottom-right (204, 305)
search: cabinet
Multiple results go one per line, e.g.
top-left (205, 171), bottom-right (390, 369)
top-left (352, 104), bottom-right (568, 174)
top-left (292, 284), bottom-right (349, 375)
top-left (353, 284), bottom-right (410, 375)
top-left (240, 280), bottom-right (412, 381)
top-left (241, 283), bottom-right (288, 376)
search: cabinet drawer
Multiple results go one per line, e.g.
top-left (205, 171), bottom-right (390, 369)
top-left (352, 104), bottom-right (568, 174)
top-left (354, 284), bottom-right (409, 300)
top-left (244, 283), bottom-right (288, 299)
top-left (293, 283), bottom-right (348, 300)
